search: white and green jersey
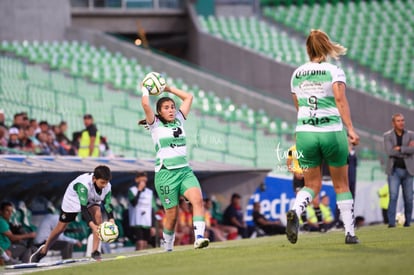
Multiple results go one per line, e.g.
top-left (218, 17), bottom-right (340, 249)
top-left (149, 111), bottom-right (188, 172)
top-left (61, 173), bottom-right (112, 213)
top-left (291, 62), bottom-right (346, 132)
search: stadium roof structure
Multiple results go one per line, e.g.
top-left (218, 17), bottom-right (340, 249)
top-left (0, 155), bottom-right (270, 205)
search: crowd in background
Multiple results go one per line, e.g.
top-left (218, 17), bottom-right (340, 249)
top-left (0, 110), bottom-right (112, 157)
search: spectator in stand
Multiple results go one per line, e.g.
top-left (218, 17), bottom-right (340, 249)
top-left (36, 132), bottom-right (52, 155)
top-left (0, 127), bottom-right (8, 149)
top-left (26, 125), bottom-right (40, 149)
top-left (0, 110), bottom-right (8, 154)
top-left (0, 130), bottom-right (6, 153)
top-left (78, 114), bottom-right (100, 157)
top-left (20, 126), bottom-right (36, 154)
top-left (38, 121), bottom-right (51, 136)
top-left (7, 128), bottom-right (22, 152)
top-left (0, 201), bottom-right (36, 263)
top-left (0, 109), bottom-right (7, 129)
top-left (20, 113), bottom-right (30, 129)
top-left (222, 193), bottom-right (248, 239)
top-left (69, 131), bottom-right (82, 156)
top-left (10, 113), bottom-right (24, 129)
top-left (55, 121), bottom-right (72, 154)
top-left (51, 125), bottom-right (60, 138)
top-left (46, 132), bottom-right (62, 155)
top-left (30, 119), bottom-right (40, 135)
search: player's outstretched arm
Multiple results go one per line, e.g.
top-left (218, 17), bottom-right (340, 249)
top-left (140, 82), bottom-right (155, 124)
top-left (165, 86), bottom-right (193, 117)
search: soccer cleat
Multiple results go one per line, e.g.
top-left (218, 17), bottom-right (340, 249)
top-left (286, 210), bottom-right (299, 244)
top-left (194, 237), bottom-right (209, 249)
top-left (161, 239), bottom-right (173, 252)
top-left (29, 244), bottom-right (46, 263)
top-left (345, 233), bottom-right (359, 244)
top-left (91, 250), bottom-right (102, 261)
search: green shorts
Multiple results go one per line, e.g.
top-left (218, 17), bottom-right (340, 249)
top-left (296, 130), bottom-right (348, 169)
top-left (155, 166), bottom-right (201, 209)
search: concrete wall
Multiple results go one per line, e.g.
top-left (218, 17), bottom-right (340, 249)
top-left (215, 4), bottom-right (254, 16)
top-left (0, 0), bottom-right (71, 41)
top-left (71, 9), bottom-right (187, 34)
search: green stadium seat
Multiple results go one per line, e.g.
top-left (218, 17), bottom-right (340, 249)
top-left (1, 37), bottom-right (384, 173)
top-left (262, 0), bottom-right (414, 94)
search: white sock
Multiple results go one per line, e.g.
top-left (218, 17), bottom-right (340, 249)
top-left (337, 195), bottom-right (355, 236)
top-left (337, 199), bottom-right (355, 236)
top-left (292, 187), bottom-right (314, 217)
top-left (1, 250), bottom-right (10, 261)
top-left (163, 232), bottom-right (175, 243)
top-left (193, 221), bottom-right (206, 239)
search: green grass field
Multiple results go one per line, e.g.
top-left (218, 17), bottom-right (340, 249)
top-left (5, 225), bottom-right (414, 275)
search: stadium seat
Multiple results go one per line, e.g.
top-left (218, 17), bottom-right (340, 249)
top-left (0, 37), bottom-right (383, 175)
top-left (262, 0), bottom-right (414, 95)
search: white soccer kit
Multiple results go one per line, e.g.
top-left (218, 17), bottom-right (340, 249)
top-left (61, 173), bottom-right (112, 213)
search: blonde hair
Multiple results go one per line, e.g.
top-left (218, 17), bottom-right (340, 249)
top-left (306, 29), bottom-right (347, 61)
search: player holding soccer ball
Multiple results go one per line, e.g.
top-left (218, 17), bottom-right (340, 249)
top-left (139, 72), bottom-right (209, 251)
top-left (30, 165), bottom-right (115, 262)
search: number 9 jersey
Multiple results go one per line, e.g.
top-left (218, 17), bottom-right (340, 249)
top-left (290, 62), bottom-right (346, 133)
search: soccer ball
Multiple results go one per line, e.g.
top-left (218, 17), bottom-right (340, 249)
top-left (396, 212), bottom-right (405, 226)
top-left (142, 72), bottom-right (166, 96)
top-left (98, 221), bottom-right (119, 243)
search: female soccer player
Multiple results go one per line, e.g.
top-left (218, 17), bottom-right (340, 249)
top-left (286, 29), bottom-right (360, 244)
top-left (30, 165), bottom-right (114, 262)
top-left (140, 81), bottom-right (209, 251)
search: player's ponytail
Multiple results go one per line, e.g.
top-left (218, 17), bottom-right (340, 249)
top-left (306, 29), bottom-right (347, 61)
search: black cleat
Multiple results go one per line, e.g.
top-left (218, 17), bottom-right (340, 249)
top-left (286, 210), bottom-right (299, 244)
top-left (345, 233), bottom-right (359, 244)
top-left (91, 250), bottom-right (102, 261)
top-left (29, 244), bottom-right (46, 263)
